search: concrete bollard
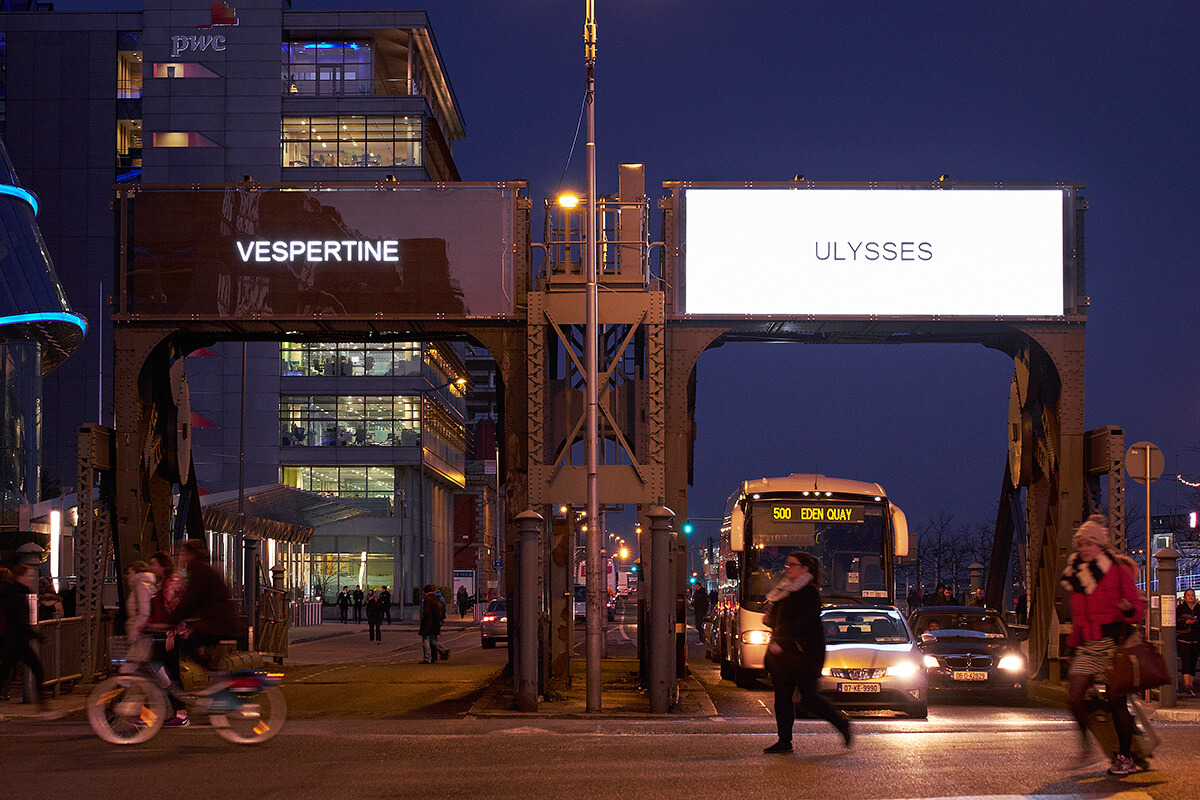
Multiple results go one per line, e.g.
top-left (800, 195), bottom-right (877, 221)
top-left (1155, 547), bottom-right (1179, 708)
top-left (648, 506), bottom-right (675, 713)
top-left (516, 510), bottom-right (544, 712)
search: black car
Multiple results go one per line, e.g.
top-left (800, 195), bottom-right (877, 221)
top-left (909, 605), bottom-right (1028, 702)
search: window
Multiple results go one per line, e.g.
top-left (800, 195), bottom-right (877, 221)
top-left (280, 341), bottom-right (421, 377)
top-left (282, 41), bottom-right (372, 96)
top-left (117, 33), bottom-right (142, 99)
top-left (280, 395), bottom-right (420, 448)
top-left (281, 465), bottom-right (396, 498)
top-left (281, 116), bottom-right (422, 168)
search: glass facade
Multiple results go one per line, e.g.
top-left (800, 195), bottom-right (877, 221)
top-left (0, 340), bottom-right (40, 529)
top-left (281, 115), bottom-right (422, 168)
top-left (280, 395), bottom-right (421, 447)
top-left (281, 341), bottom-right (421, 377)
top-left (309, 535), bottom-right (394, 603)
top-left (282, 41), bottom-right (372, 96)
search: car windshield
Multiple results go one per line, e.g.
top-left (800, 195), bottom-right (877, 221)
top-left (913, 612), bottom-right (1005, 638)
top-left (821, 609), bottom-right (910, 644)
top-left (488, 600), bottom-right (506, 613)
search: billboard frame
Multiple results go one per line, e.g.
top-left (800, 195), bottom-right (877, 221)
top-left (664, 179), bottom-right (1087, 322)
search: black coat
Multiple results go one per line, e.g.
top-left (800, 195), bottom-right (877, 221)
top-left (763, 583), bottom-right (826, 680)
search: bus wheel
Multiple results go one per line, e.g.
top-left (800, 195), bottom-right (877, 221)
top-left (719, 646), bottom-right (735, 681)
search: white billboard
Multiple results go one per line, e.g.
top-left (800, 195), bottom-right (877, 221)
top-left (682, 189), bottom-right (1066, 317)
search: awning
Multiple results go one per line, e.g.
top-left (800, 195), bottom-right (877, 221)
top-left (200, 484), bottom-right (372, 545)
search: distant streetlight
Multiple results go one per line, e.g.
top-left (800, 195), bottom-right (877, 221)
top-left (557, 193), bottom-right (581, 209)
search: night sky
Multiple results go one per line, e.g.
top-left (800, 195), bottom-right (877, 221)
top-left (52, 1), bottom-right (1200, 547)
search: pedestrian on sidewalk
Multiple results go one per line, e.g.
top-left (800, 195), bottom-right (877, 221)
top-left (1177, 588), bottom-right (1199, 697)
top-left (760, 551), bottom-right (852, 754)
top-left (457, 585), bottom-right (470, 618)
top-left (380, 585), bottom-right (392, 624)
top-left (419, 584), bottom-right (449, 663)
top-left (692, 584), bottom-right (708, 634)
top-left (0, 564), bottom-right (54, 716)
top-left (1060, 514), bottom-right (1144, 776)
top-left (353, 585), bottom-right (364, 623)
top-left (366, 590), bottom-right (383, 643)
top-left (337, 587), bottom-right (350, 623)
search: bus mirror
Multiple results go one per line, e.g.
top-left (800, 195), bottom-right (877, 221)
top-left (724, 560), bottom-right (737, 580)
top-left (891, 503), bottom-right (909, 558)
top-left (730, 505), bottom-right (744, 551)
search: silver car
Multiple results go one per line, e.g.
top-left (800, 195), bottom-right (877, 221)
top-left (480, 599), bottom-right (508, 648)
top-left (818, 605), bottom-right (928, 718)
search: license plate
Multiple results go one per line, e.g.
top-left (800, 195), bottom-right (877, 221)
top-left (838, 682), bottom-right (881, 693)
top-left (952, 671), bottom-right (989, 681)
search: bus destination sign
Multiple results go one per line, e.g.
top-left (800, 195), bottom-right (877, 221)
top-left (769, 504), bottom-right (864, 524)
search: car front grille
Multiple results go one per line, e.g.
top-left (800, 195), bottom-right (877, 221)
top-left (942, 655), bottom-right (993, 670)
top-left (829, 668), bottom-right (887, 680)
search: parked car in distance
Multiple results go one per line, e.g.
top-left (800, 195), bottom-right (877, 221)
top-left (818, 605), bottom-right (928, 719)
top-left (480, 599), bottom-right (508, 648)
top-left (908, 605), bottom-right (1028, 702)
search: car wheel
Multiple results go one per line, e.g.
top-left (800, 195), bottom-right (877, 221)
top-left (734, 666), bottom-right (757, 689)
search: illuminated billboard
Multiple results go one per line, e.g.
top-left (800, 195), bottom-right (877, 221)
top-left (126, 185), bottom-right (517, 318)
top-left (681, 188), bottom-right (1069, 317)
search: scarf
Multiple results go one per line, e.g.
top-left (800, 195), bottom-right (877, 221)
top-left (765, 571), bottom-right (813, 603)
top-left (1060, 549), bottom-right (1113, 595)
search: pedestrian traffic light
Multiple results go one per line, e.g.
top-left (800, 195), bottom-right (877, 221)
top-left (682, 521), bottom-right (693, 535)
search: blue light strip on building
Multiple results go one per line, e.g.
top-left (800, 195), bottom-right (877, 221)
top-left (0, 312), bottom-right (87, 335)
top-left (0, 184), bottom-right (40, 216)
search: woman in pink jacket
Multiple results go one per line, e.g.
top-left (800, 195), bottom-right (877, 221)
top-left (1059, 514), bottom-right (1144, 776)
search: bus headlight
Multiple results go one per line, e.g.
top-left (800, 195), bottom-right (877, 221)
top-left (886, 661), bottom-right (920, 679)
top-left (998, 655), bottom-right (1025, 672)
top-left (923, 655), bottom-right (940, 668)
top-left (741, 630), bottom-right (771, 645)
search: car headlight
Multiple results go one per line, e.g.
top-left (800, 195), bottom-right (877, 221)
top-left (998, 655), bottom-right (1024, 671)
top-left (923, 655), bottom-right (940, 668)
top-left (821, 667), bottom-right (832, 676)
top-left (886, 661), bottom-right (921, 679)
top-left (741, 630), bottom-right (771, 645)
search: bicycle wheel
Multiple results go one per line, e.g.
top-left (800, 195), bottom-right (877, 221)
top-left (212, 686), bottom-right (287, 744)
top-left (87, 675), bottom-right (168, 745)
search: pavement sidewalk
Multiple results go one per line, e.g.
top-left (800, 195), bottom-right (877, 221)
top-left (1029, 679), bottom-right (1200, 723)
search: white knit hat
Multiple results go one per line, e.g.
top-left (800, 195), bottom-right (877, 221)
top-left (1072, 514), bottom-right (1111, 549)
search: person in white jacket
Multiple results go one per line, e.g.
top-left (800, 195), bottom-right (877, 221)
top-left (123, 561), bottom-right (158, 666)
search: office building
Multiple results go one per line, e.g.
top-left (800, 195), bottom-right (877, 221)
top-left (0, 0), bottom-right (491, 604)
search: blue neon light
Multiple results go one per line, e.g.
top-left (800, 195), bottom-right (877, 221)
top-left (301, 42), bottom-right (360, 50)
top-left (0, 312), bottom-right (87, 335)
top-left (0, 184), bottom-right (39, 216)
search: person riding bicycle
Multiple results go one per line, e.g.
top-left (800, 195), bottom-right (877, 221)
top-left (166, 539), bottom-right (240, 673)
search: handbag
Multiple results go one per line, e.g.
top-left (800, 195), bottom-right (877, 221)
top-left (1105, 628), bottom-right (1171, 696)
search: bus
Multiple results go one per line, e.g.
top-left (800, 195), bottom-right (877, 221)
top-left (711, 473), bottom-right (909, 687)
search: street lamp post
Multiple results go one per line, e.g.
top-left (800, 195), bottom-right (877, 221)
top-left (582, 0), bottom-right (602, 713)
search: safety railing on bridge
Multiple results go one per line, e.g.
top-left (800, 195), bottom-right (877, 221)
top-left (291, 597), bottom-right (323, 627)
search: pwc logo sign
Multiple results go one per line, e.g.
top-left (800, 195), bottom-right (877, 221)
top-left (171, 2), bottom-right (239, 58)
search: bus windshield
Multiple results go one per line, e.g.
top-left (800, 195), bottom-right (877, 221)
top-left (742, 500), bottom-right (887, 607)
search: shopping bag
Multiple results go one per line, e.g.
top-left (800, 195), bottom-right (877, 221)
top-left (1106, 638), bottom-right (1170, 696)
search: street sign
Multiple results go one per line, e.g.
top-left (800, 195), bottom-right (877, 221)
top-left (1125, 441), bottom-right (1164, 485)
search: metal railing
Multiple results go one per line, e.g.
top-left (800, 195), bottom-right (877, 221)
top-left (291, 597), bottom-right (324, 627)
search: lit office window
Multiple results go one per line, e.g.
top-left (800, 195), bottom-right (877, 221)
top-left (281, 116), bottom-right (422, 168)
top-left (280, 341), bottom-right (422, 376)
top-left (282, 41), bottom-right (372, 96)
top-left (280, 395), bottom-right (421, 448)
top-left (281, 465), bottom-right (396, 498)
top-left (117, 32), bottom-right (142, 98)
